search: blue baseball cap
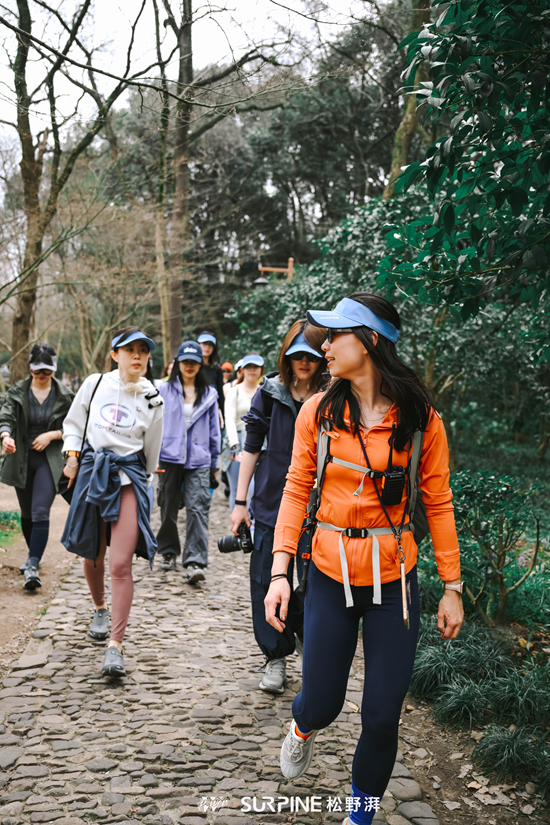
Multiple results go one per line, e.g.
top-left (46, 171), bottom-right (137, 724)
top-left (241, 353), bottom-right (264, 368)
top-left (112, 330), bottom-right (156, 351)
top-left (285, 332), bottom-right (324, 359)
top-left (307, 297), bottom-right (400, 343)
top-left (177, 341), bottom-right (203, 364)
top-left (198, 332), bottom-right (216, 345)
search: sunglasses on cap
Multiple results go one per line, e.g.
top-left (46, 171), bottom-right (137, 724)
top-left (324, 328), bottom-right (354, 343)
top-left (288, 351), bottom-right (322, 363)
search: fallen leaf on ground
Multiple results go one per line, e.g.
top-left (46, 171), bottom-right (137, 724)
top-left (346, 701), bottom-right (359, 712)
top-left (442, 801), bottom-right (461, 811)
top-left (459, 763), bottom-right (473, 779)
top-left (450, 752), bottom-right (464, 760)
top-left (522, 804), bottom-right (535, 815)
top-left (467, 781), bottom-right (482, 790)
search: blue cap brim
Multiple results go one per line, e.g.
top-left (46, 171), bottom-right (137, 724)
top-left (198, 334), bottom-right (216, 345)
top-left (306, 309), bottom-right (363, 329)
top-left (241, 356), bottom-right (264, 368)
top-left (112, 331), bottom-right (156, 351)
top-left (285, 341), bottom-right (323, 358)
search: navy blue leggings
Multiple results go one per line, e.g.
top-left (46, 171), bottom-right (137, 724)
top-left (292, 562), bottom-right (420, 796)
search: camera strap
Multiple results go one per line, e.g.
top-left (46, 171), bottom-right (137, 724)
top-left (358, 431), bottom-right (410, 628)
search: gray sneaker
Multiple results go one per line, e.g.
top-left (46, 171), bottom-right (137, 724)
top-left (160, 554), bottom-right (176, 571)
top-left (186, 564), bottom-right (205, 584)
top-left (23, 565), bottom-right (41, 591)
top-left (102, 646), bottom-right (126, 677)
top-left (259, 657), bottom-right (286, 694)
top-left (280, 720), bottom-right (318, 778)
top-left (88, 609), bottom-right (110, 640)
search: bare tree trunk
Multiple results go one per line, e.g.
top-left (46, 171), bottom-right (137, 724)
top-left (156, 212), bottom-right (171, 361)
top-left (382, 0), bottom-right (431, 200)
top-left (169, 0), bottom-right (193, 355)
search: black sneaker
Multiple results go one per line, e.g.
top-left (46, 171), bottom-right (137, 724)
top-left (23, 565), bottom-right (41, 590)
top-left (160, 554), bottom-right (176, 571)
top-left (88, 608), bottom-right (110, 640)
top-left (102, 646), bottom-right (126, 677)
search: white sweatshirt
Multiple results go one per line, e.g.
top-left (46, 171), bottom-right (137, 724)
top-left (63, 370), bottom-right (165, 484)
top-left (224, 384), bottom-right (254, 447)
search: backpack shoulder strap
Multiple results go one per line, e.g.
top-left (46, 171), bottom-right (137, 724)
top-left (408, 430), bottom-right (424, 518)
top-left (314, 417), bottom-right (331, 499)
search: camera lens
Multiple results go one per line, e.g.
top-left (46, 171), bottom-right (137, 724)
top-left (217, 534), bottom-right (240, 553)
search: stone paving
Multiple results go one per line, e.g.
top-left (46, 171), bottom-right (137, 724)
top-left (0, 489), bottom-right (439, 825)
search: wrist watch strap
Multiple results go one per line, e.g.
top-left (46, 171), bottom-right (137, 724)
top-left (443, 581), bottom-right (464, 593)
top-left (234, 499), bottom-right (247, 506)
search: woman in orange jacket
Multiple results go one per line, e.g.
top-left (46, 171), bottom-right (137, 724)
top-left (265, 293), bottom-right (463, 825)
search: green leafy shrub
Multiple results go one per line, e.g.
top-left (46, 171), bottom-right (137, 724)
top-left (0, 510), bottom-right (21, 542)
top-left (488, 666), bottom-right (550, 727)
top-left (410, 618), bottom-right (512, 700)
top-left (473, 726), bottom-right (542, 782)
top-left (432, 676), bottom-right (490, 730)
top-left (451, 472), bottom-right (543, 625)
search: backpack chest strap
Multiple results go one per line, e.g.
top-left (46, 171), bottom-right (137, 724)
top-left (317, 522), bottom-right (412, 608)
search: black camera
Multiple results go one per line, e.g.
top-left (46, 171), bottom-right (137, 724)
top-left (218, 521), bottom-right (253, 554)
top-left (381, 467), bottom-right (406, 506)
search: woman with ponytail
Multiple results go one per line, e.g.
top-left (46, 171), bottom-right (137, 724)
top-left (265, 294), bottom-right (463, 825)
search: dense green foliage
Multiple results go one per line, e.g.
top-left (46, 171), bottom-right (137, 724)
top-left (412, 618), bottom-right (550, 785)
top-left (380, 0), bottom-right (550, 359)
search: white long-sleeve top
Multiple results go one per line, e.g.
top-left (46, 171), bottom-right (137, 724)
top-left (63, 370), bottom-right (165, 485)
top-left (224, 384), bottom-right (254, 448)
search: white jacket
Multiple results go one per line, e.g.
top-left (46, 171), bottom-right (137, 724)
top-left (63, 370), bottom-right (165, 484)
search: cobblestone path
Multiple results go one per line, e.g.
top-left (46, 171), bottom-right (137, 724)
top-left (0, 490), bottom-right (439, 825)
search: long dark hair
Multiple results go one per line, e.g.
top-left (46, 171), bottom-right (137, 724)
top-left (277, 320), bottom-right (327, 389)
top-left (168, 359), bottom-right (208, 407)
top-left (316, 293), bottom-right (434, 451)
top-left (199, 332), bottom-right (219, 367)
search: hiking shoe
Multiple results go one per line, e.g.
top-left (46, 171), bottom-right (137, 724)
top-left (23, 565), bottom-right (41, 590)
top-left (20, 556), bottom-right (40, 574)
top-left (259, 657), bottom-right (286, 694)
top-left (88, 608), bottom-right (110, 640)
top-left (160, 554), bottom-right (176, 571)
top-left (102, 646), bottom-right (126, 677)
top-left (280, 720), bottom-right (318, 779)
top-left (186, 564), bottom-right (205, 584)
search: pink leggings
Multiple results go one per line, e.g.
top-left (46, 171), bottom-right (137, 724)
top-left (83, 484), bottom-right (139, 642)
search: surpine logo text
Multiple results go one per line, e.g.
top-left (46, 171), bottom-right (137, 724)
top-left (100, 403), bottom-right (135, 429)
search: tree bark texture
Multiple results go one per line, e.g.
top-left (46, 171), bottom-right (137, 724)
top-left (382, 0), bottom-right (431, 200)
top-left (169, 0), bottom-right (193, 356)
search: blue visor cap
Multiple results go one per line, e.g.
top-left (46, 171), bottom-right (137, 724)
top-left (241, 354), bottom-right (265, 368)
top-left (307, 297), bottom-right (399, 343)
top-left (177, 341), bottom-right (202, 363)
top-left (112, 330), bottom-right (156, 351)
top-left (198, 333), bottom-right (216, 345)
top-left (285, 332), bottom-right (324, 359)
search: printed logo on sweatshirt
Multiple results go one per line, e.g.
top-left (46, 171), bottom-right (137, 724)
top-left (100, 403), bottom-right (136, 429)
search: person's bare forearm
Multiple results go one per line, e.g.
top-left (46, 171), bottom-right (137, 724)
top-left (236, 451), bottom-right (259, 500)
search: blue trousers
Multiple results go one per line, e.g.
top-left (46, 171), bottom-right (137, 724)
top-left (250, 521), bottom-right (305, 660)
top-left (293, 562), bottom-right (420, 796)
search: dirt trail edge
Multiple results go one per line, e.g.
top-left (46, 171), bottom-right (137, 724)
top-left (0, 486), bottom-right (540, 825)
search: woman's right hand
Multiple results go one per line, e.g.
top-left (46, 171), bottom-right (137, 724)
top-left (63, 461), bottom-right (78, 488)
top-left (230, 504), bottom-right (251, 534)
top-left (265, 578), bottom-right (291, 633)
top-left (1, 435), bottom-right (15, 454)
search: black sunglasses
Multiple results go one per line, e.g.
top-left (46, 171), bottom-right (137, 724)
top-left (31, 368), bottom-right (54, 376)
top-left (288, 351), bottom-right (322, 363)
top-left (324, 328), bottom-right (354, 343)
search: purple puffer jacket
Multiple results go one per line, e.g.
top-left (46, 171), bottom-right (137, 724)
top-left (158, 381), bottom-right (220, 469)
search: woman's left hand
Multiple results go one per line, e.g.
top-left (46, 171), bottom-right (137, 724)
top-left (437, 591), bottom-right (464, 640)
top-left (32, 432), bottom-right (53, 452)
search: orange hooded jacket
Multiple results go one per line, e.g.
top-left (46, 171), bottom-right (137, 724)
top-left (273, 396), bottom-right (461, 586)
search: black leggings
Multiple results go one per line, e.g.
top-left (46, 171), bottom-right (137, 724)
top-left (292, 562), bottom-right (420, 796)
top-left (15, 451), bottom-right (56, 563)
